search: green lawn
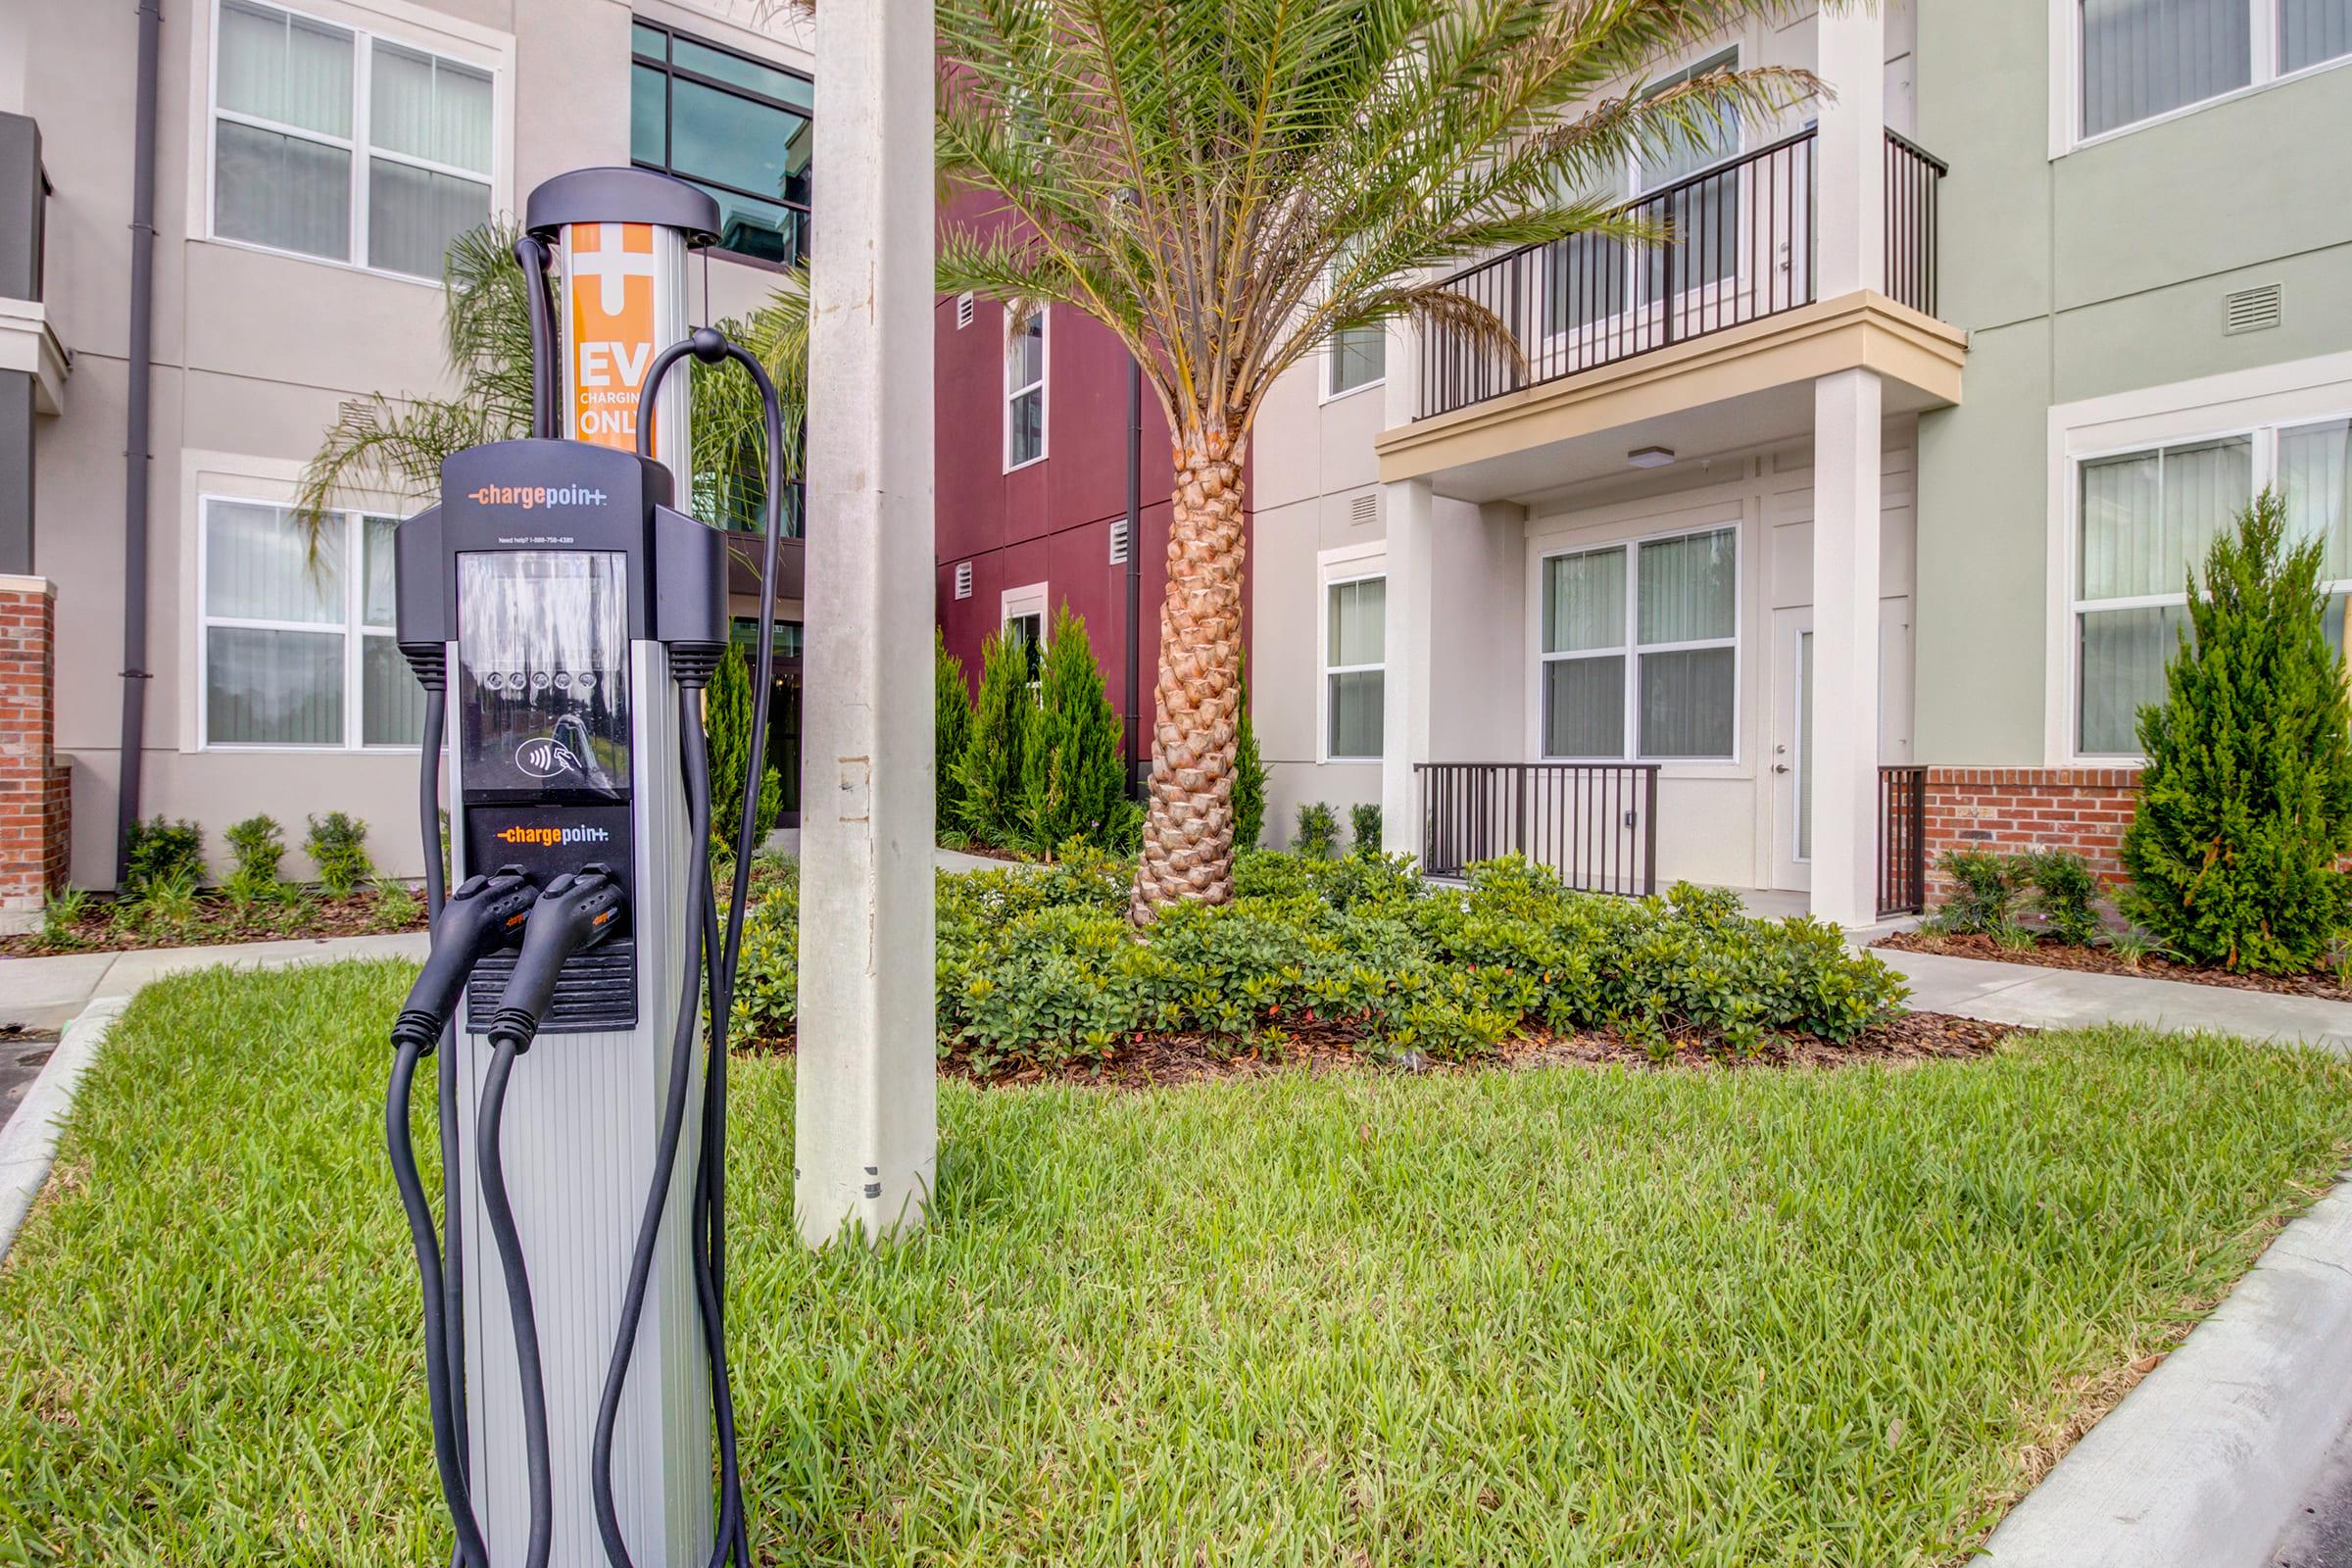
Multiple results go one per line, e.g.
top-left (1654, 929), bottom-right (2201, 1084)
top-left (5, 962), bottom-right (2351, 1566)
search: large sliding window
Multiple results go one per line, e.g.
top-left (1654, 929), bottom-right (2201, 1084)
top-left (201, 500), bottom-right (422, 749)
top-left (630, 21), bottom-right (812, 267)
top-left (1540, 525), bottom-right (1738, 760)
top-left (2074, 417), bottom-right (2352, 755)
top-left (211, 0), bottom-right (493, 277)
top-left (2077, 0), bottom-right (2351, 141)
top-left (1324, 575), bottom-right (1386, 760)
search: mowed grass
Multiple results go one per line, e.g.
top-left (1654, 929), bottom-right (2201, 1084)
top-left (5, 963), bottom-right (2352, 1566)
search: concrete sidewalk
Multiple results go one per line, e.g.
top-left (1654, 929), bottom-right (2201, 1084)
top-left (0, 930), bottom-right (430, 1031)
top-left (1877, 946), bottom-right (2352, 1052)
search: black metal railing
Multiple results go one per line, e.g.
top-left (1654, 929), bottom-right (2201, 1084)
top-left (1417, 126), bottom-right (1947, 419)
top-left (1877, 763), bottom-right (1928, 917)
top-left (1884, 130), bottom-right (1945, 318)
top-left (1418, 762), bottom-right (1660, 896)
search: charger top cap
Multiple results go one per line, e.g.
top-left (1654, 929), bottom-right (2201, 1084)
top-left (523, 166), bottom-right (722, 248)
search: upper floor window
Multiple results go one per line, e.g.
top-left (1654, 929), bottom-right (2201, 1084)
top-left (1325, 574), bottom-right (1387, 760)
top-left (2074, 416), bottom-right (2352, 755)
top-left (1540, 525), bottom-right (1739, 761)
top-left (2077, 0), bottom-right (2351, 142)
top-left (630, 20), bottom-right (812, 267)
top-left (1006, 309), bottom-right (1047, 469)
top-left (211, 0), bottom-right (493, 278)
top-left (200, 499), bottom-right (422, 749)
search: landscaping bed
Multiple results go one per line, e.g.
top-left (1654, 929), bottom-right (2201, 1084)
top-left (0, 885), bottom-right (426, 956)
top-left (1877, 928), bottom-right (2352, 1004)
top-left (4, 960), bottom-right (2349, 1565)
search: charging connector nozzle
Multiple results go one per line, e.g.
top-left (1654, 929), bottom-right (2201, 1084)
top-left (489, 865), bottom-right (627, 1051)
top-left (391, 865), bottom-right (540, 1054)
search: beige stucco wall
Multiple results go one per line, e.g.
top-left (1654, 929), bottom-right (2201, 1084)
top-left (23, 0), bottom-right (810, 886)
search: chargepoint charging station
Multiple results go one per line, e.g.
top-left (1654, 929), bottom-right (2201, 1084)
top-left (384, 167), bottom-right (786, 1568)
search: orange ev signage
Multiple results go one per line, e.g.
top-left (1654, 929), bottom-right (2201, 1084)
top-left (565, 221), bottom-right (661, 452)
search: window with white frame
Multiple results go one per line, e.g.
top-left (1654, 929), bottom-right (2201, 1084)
top-left (1540, 525), bottom-right (1737, 760)
top-left (201, 499), bottom-right (423, 748)
top-left (1325, 261), bottom-right (1385, 397)
top-left (212, 0), bottom-right (494, 278)
top-left (1002, 582), bottom-right (1048, 688)
top-left (1324, 574), bottom-right (1386, 759)
top-left (1005, 308), bottom-right (1047, 468)
top-left (2075, 416), bottom-right (2352, 754)
top-left (2076, 0), bottom-right (2352, 142)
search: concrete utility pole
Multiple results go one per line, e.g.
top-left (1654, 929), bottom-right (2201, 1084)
top-left (796, 0), bottom-right (937, 1246)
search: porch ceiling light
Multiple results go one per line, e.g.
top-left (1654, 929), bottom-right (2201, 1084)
top-left (1627, 446), bottom-right (1676, 469)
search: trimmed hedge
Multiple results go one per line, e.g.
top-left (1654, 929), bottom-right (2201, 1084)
top-left (729, 849), bottom-right (1908, 1074)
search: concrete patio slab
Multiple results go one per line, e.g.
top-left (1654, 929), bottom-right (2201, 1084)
top-left (1878, 948), bottom-right (2352, 1052)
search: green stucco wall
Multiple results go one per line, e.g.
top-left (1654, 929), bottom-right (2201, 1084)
top-left (1913, 1), bottom-right (2352, 764)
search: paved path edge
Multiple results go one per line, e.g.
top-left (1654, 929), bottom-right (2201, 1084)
top-left (0, 994), bottom-right (127, 1264)
top-left (1975, 1170), bottom-right (2352, 1567)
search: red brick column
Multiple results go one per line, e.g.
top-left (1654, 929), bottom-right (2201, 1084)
top-left (1922, 766), bottom-right (2141, 899)
top-left (0, 576), bottom-right (69, 932)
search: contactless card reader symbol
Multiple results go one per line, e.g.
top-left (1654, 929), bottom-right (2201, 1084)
top-left (515, 734), bottom-right (585, 779)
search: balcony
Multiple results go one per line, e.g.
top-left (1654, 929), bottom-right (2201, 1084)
top-left (1416, 128), bottom-right (1947, 421)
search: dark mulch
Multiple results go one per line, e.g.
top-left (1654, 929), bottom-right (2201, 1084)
top-left (1876, 929), bottom-right (2352, 1003)
top-left (747, 1011), bottom-right (2020, 1091)
top-left (0, 891), bottom-right (426, 957)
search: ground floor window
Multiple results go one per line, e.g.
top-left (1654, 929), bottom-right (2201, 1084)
top-left (2074, 416), bottom-right (2352, 756)
top-left (1324, 573), bottom-right (1386, 760)
top-left (1540, 524), bottom-right (1737, 760)
top-left (200, 498), bottom-right (422, 749)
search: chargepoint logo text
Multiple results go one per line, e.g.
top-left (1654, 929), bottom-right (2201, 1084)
top-left (466, 483), bottom-right (610, 510)
top-left (494, 822), bottom-right (612, 849)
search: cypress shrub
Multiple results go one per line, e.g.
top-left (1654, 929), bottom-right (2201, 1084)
top-left (2120, 490), bottom-right (2352, 972)
top-left (935, 628), bottom-right (974, 837)
top-left (956, 625), bottom-right (1036, 845)
top-left (1020, 606), bottom-right (1130, 854)
top-left (707, 644), bottom-right (783, 851)
top-left (1233, 650), bottom-right (1269, 853)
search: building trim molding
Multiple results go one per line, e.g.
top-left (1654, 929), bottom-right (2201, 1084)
top-left (0, 297), bottom-right (68, 413)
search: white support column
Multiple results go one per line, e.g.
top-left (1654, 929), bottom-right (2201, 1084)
top-left (1380, 475), bottom-right (1435, 864)
top-left (1815, 3), bottom-right (1886, 300)
top-left (797, 0), bottom-right (936, 1248)
top-left (1810, 368), bottom-right (1884, 929)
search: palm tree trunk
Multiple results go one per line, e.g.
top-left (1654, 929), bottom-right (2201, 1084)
top-left (1131, 434), bottom-right (1248, 923)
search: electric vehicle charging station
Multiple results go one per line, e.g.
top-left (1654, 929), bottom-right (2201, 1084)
top-left (385, 166), bottom-right (785, 1568)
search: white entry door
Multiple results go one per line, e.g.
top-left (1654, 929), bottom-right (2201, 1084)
top-left (1770, 608), bottom-right (1813, 892)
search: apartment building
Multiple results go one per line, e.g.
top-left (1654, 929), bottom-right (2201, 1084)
top-left (1250, 0), bottom-right (2352, 929)
top-left (0, 0), bottom-right (818, 913)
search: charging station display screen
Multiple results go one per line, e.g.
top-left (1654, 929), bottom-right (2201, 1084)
top-left (457, 551), bottom-right (631, 799)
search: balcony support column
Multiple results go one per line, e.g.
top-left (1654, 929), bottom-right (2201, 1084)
top-left (1816, 4), bottom-right (1886, 299)
top-left (1810, 367), bottom-right (1884, 929)
top-left (1379, 475), bottom-right (1435, 866)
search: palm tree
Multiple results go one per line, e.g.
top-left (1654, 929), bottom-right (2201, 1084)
top-left (296, 219), bottom-right (808, 535)
top-left (934, 0), bottom-right (1813, 920)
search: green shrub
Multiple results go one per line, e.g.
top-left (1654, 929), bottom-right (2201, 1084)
top-left (2122, 491), bottom-right (2352, 973)
top-left (727, 857), bottom-right (802, 1048)
top-left (222, 814), bottom-right (287, 904)
top-left (1232, 650), bottom-right (1268, 853)
top-left (955, 626), bottom-right (1036, 845)
top-left (935, 628), bottom-right (973, 836)
top-left (2026, 850), bottom-right (2103, 947)
top-left (370, 877), bottom-right (422, 931)
top-left (36, 888), bottom-right (89, 952)
top-left (304, 812), bottom-right (375, 899)
top-left (138, 867), bottom-right (202, 934)
top-left (707, 642), bottom-right (783, 852)
top-left (1019, 606), bottom-right (1131, 855)
top-left (1930, 850), bottom-right (2028, 935)
top-left (124, 815), bottom-right (204, 893)
top-left (1349, 803), bottom-right (1382, 854)
top-left (1294, 802), bottom-right (1340, 860)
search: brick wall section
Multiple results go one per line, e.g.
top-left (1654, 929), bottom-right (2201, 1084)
top-left (1922, 766), bottom-right (2142, 898)
top-left (0, 576), bottom-right (68, 932)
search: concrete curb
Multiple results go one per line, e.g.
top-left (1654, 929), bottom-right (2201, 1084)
top-left (1975, 1173), bottom-right (2352, 1567)
top-left (0, 994), bottom-right (127, 1263)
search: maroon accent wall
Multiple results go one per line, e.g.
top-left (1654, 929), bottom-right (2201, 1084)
top-left (931, 279), bottom-right (1253, 760)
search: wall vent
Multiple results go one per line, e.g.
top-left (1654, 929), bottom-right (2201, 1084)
top-left (954, 561), bottom-right (973, 599)
top-left (1349, 492), bottom-right (1379, 529)
top-left (1108, 518), bottom-right (1130, 564)
top-left (2224, 282), bottom-right (2283, 336)
top-left (956, 291), bottom-right (976, 329)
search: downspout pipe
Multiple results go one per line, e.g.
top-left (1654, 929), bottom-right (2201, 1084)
top-left (113, 0), bottom-right (162, 886)
top-left (1124, 355), bottom-right (1143, 800)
